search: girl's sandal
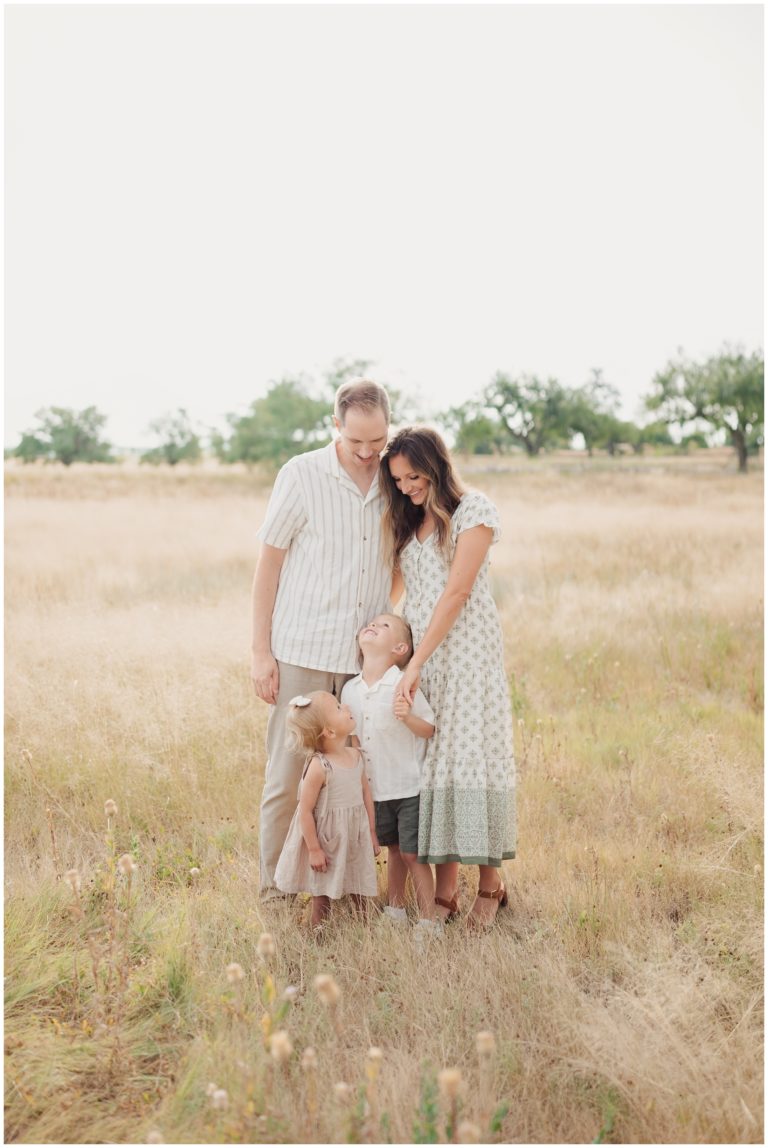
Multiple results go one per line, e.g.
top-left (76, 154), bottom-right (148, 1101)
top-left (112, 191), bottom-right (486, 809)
top-left (466, 882), bottom-right (508, 932)
top-left (434, 894), bottom-right (460, 923)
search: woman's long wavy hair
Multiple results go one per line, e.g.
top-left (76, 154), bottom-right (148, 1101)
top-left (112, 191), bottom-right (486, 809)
top-left (380, 427), bottom-right (465, 567)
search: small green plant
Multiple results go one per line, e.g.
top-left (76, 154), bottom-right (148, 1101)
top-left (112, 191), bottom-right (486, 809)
top-left (413, 1065), bottom-right (439, 1144)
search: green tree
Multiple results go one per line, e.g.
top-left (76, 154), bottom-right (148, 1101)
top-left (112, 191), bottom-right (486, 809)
top-left (438, 401), bottom-right (509, 454)
top-left (13, 431), bottom-right (49, 464)
top-left (140, 409), bottom-right (202, 466)
top-left (215, 376), bottom-right (330, 467)
top-left (565, 369), bottom-right (622, 456)
top-left (13, 406), bottom-right (112, 466)
top-left (483, 372), bottom-right (570, 456)
top-left (646, 346), bottom-right (764, 472)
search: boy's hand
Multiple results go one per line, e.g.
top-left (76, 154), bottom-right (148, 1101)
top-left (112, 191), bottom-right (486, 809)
top-left (393, 694), bottom-right (412, 721)
top-left (309, 847), bottom-right (329, 872)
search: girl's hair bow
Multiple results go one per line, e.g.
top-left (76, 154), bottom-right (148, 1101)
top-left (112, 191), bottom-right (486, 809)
top-left (289, 695), bottom-right (312, 707)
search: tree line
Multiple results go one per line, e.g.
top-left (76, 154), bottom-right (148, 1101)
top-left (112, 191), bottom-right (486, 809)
top-left (8, 347), bottom-right (764, 473)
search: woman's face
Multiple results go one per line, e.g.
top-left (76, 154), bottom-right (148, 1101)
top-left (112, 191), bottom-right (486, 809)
top-left (388, 454), bottom-right (430, 506)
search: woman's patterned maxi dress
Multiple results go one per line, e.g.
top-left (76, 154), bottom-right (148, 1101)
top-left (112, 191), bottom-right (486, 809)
top-left (400, 491), bottom-right (516, 866)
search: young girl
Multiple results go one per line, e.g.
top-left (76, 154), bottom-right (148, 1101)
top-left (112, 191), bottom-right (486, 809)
top-left (274, 691), bottom-right (381, 929)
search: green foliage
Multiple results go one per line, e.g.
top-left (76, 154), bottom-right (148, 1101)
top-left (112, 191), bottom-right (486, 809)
top-left (646, 345), bottom-right (764, 471)
top-left (439, 401), bottom-right (510, 454)
top-left (490, 1100), bottom-right (511, 1134)
top-left (13, 406), bottom-right (113, 466)
top-left (412, 1066), bottom-right (439, 1143)
top-left (140, 409), bottom-right (202, 466)
top-left (214, 376), bottom-right (331, 467)
top-left (565, 369), bottom-right (622, 455)
top-left (213, 356), bottom-right (421, 467)
top-left (484, 372), bottom-right (570, 455)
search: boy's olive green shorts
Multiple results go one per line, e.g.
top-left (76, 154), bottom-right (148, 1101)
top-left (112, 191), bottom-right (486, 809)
top-left (374, 795), bottom-right (420, 855)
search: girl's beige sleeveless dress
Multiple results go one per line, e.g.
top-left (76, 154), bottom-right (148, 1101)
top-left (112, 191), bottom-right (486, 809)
top-left (274, 751), bottom-right (378, 898)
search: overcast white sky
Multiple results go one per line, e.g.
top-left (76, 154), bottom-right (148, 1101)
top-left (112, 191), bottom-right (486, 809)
top-left (5, 3), bottom-right (763, 448)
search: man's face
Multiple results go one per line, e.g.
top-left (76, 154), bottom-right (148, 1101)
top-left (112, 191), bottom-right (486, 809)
top-left (335, 408), bottom-right (389, 471)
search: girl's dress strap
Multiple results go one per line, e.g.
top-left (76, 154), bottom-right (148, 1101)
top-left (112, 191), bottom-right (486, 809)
top-left (301, 752), bottom-right (333, 780)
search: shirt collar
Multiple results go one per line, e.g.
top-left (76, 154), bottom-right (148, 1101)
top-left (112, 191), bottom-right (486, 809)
top-left (326, 438), bottom-right (382, 501)
top-left (358, 663), bottom-right (402, 693)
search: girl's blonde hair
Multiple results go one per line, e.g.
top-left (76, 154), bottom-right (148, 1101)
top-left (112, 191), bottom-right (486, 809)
top-left (285, 692), bottom-right (328, 756)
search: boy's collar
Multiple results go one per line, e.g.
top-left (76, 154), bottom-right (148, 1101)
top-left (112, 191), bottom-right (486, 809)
top-left (359, 663), bottom-right (402, 691)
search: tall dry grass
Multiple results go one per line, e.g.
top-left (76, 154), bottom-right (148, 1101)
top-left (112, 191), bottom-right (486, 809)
top-left (4, 457), bottom-right (763, 1144)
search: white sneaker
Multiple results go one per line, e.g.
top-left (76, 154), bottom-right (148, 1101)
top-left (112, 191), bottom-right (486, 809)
top-left (382, 905), bottom-right (408, 924)
top-left (413, 917), bottom-right (444, 952)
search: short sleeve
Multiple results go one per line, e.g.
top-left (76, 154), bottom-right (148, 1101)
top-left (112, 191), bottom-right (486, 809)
top-left (412, 687), bottom-right (436, 726)
top-left (452, 491), bottom-right (501, 544)
top-left (256, 458), bottom-right (308, 549)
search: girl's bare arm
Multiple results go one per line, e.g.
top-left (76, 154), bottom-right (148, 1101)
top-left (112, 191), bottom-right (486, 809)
top-left (298, 757), bottom-right (329, 871)
top-left (360, 770), bottom-right (381, 855)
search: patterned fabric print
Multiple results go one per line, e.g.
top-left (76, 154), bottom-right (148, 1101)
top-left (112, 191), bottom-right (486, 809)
top-left (400, 491), bottom-right (516, 865)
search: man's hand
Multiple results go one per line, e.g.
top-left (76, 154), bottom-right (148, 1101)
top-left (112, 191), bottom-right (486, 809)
top-left (251, 651), bottom-right (280, 705)
top-left (393, 694), bottom-right (412, 721)
top-left (309, 847), bottom-right (329, 872)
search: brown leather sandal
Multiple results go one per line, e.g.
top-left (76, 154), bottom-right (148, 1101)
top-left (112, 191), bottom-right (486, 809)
top-left (478, 882), bottom-right (508, 907)
top-left (467, 882), bottom-right (508, 930)
top-left (434, 894), bottom-right (460, 922)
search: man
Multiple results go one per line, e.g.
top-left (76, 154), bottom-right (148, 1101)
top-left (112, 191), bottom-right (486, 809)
top-left (251, 379), bottom-right (392, 897)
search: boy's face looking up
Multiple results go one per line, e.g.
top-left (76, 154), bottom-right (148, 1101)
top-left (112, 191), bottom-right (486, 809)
top-left (359, 614), bottom-right (413, 668)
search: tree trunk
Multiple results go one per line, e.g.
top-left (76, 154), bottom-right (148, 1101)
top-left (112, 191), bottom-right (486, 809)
top-left (731, 428), bottom-right (748, 473)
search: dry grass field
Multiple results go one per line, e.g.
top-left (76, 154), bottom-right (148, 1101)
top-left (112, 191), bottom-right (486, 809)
top-left (4, 455), bottom-right (763, 1145)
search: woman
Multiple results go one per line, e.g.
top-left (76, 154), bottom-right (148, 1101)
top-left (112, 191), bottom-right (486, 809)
top-left (380, 427), bottom-right (516, 929)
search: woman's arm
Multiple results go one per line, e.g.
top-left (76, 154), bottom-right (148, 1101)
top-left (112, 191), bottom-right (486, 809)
top-left (393, 693), bottom-right (435, 739)
top-left (298, 757), bottom-right (329, 871)
top-left (398, 524), bottom-right (493, 702)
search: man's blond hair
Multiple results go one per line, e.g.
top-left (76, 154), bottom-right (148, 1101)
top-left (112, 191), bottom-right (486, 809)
top-left (334, 379), bottom-right (391, 425)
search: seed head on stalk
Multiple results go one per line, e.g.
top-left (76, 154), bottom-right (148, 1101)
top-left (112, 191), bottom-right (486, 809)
top-left (476, 1029), bottom-right (497, 1131)
top-left (301, 1046), bottom-right (319, 1135)
top-left (65, 869), bottom-right (82, 896)
top-left (457, 1121), bottom-right (481, 1143)
top-left (438, 1068), bottom-right (463, 1143)
top-left (226, 962), bottom-right (245, 984)
top-left (314, 972), bottom-right (343, 1036)
top-left (257, 932), bottom-right (276, 960)
top-left (269, 1030), bottom-right (293, 1064)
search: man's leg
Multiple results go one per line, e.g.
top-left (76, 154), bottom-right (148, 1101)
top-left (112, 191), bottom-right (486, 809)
top-left (258, 662), bottom-right (352, 897)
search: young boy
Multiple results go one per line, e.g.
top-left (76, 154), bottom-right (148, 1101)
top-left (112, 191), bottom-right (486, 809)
top-left (341, 613), bottom-right (441, 941)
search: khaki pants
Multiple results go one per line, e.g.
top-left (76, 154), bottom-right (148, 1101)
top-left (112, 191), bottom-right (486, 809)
top-left (258, 661), bottom-right (354, 896)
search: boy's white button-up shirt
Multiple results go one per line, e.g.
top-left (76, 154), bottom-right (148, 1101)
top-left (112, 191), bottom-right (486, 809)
top-left (341, 665), bottom-right (436, 801)
top-left (256, 440), bottom-right (391, 674)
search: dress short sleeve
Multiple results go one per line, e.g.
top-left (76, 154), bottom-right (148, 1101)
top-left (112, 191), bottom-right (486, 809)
top-left (451, 491), bottom-right (501, 544)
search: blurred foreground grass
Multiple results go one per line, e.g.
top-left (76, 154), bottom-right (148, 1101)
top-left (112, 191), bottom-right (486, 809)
top-left (4, 457), bottom-right (763, 1143)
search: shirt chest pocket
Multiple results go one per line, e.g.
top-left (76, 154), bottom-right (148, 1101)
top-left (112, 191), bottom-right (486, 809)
top-left (371, 704), bottom-right (395, 733)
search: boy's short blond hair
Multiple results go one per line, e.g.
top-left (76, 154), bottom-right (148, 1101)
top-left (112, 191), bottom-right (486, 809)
top-left (391, 615), bottom-right (414, 669)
